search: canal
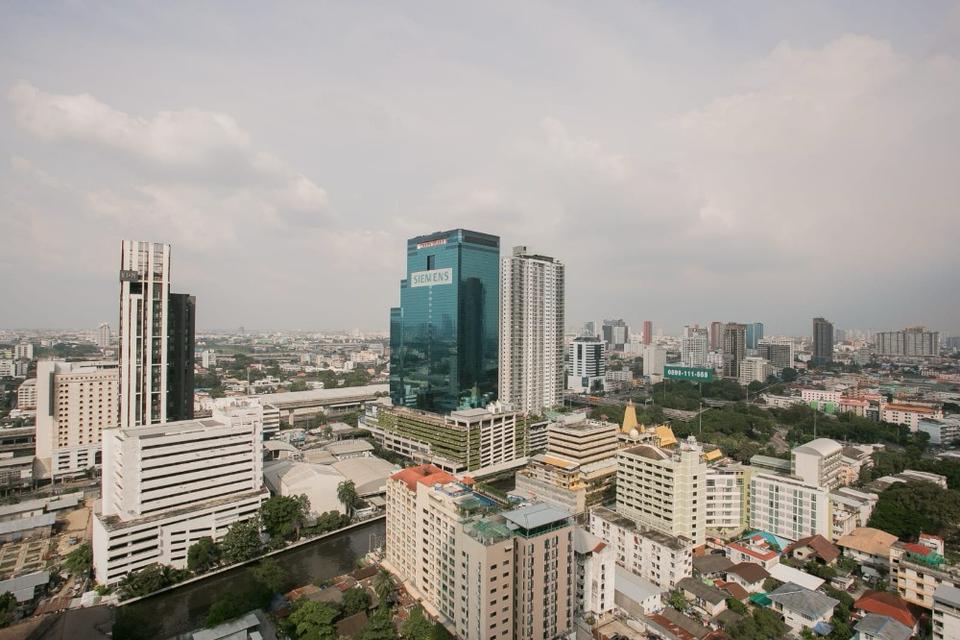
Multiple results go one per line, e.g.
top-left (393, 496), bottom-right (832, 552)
top-left (119, 518), bottom-right (385, 638)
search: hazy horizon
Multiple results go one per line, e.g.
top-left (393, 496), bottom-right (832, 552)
top-left (2, 2), bottom-right (959, 335)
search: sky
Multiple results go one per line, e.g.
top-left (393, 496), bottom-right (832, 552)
top-left (1, 1), bottom-right (959, 336)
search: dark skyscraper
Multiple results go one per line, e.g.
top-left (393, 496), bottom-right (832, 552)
top-left (812, 317), bottom-right (834, 366)
top-left (167, 292), bottom-right (196, 421)
top-left (722, 323), bottom-right (746, 378)
top-left (390, 229), bottom-right (500, 413)
top-left (709, 321), bottom-right (723, 351)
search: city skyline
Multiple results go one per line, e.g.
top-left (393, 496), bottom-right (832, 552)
top-left (3, 3), bottom-right (960, 335)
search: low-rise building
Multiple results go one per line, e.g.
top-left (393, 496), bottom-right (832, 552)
top-left (676, 576), bottom-right (727, 618)
top-left (767, 582), bottom-right (839, 634)
top-left (16, 379), bottom-right (36, 410)
top-left (573, 527), bottom-right (615, 618)
top-left (837, 527), bottom-right (898, 569)
top-left (882, 403), bottom-right (943, 432)
top-left (724, 534), bottom-right (780, 570)
top-left (854, 613), bottom-right (912, 640)
top-left (830, 488), bottom-right (878, 541)
top-left (749, 473), bottom-right (830, 541)
top-left (783, 534), bottom-right (840, 565)
top-left (919, 417), bottom-right (960, 446)
top-left (725, 562), bottom-right (769, 593)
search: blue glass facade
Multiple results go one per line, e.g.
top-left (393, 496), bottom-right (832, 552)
top-left (746, 322), bottom-right (764, 350)
top-left (390, 229), bottom-right (500, 413)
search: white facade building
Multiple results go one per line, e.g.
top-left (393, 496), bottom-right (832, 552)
top-left (792, 438), bottom-right (844, 489)
top-left (15, 342), bottom-right (34, 361)
top-left (589, 506), bottom-right (694, 588)
top-left (201, 349), bottom-right (217, 369)
top-left (641, 345), bottom-right (666, 384)
top-left (16, 379), bottom-right (37, 410)
top-left (573, 526), bottom-right (615, 618)
top-left (92, 398), bottom-right (267, 584)
top-left (934, 585), bottom-right (960, 640)
top-left (498, 246), bottom-right (565, 414)
top-left (567, 336), bottom-right (606, 393)
top-left (739, 357), bottom-right (774, 385)
top-left (705, 464), bottom-right (747, 533)
top-left (616, 437), bottom-right (707, 546)
top-left (830, 487), bottom-right (878, 541)
top-left (681, 327), bottom-right (709, 368)
top-left (35, 360), bottom-right (119, 479)
top-left (749, 473), bottom-right (830, 542)
top-left (97, 323), bottom-right (111, 349)
top-left (801, 389), bottom-right (842, 404)
top-left (882, 403), bottom-right (944, 431)
top-left (119, 240), bottom-right (171, 428)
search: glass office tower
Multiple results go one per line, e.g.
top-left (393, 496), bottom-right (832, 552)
top-left (390, 229), bottom-right (500, 413)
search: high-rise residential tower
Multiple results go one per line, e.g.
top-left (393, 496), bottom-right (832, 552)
top-left (601, 319), bottom-right (629, 351)
top-left (119, 241), bottom-right (171, 428)
top-left (97, 323), bottom-right (111, 349)
top-left (812, 317), bottom-right (834, 366)
top-left (389, 229), bottom-right (500, 413)
top-left (642, 320), bottom-right (653, 345)
top-left (499, 246), bottom-right (565, 414)
top-left (167, 293), bottom-right (196, 421)
top-left (722, 323), bottom-right (747, 378)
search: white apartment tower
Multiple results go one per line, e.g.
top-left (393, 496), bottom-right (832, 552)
top-left (681, 326), bottom-right (709, 368)
top-left (93, 398), bottom-right (268, 584)
top-left (97, 323), bottom-right (111, 349)
top-left (616, 437), bottom-right (708, 546)
top-left (119, 240), bottom-right (171, 428)
top-left (499, 246), bottom-right (565, 414)
top-left (35, 360), bottom-right (119, 479)
top-left (567, 336), bottom-right (606, 393)
top-left (749, 473), bottom-right (830, 541)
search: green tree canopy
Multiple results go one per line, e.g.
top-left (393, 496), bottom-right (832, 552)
top-left (0, 592), bottom-right (16, 628)
top-left (868, 481), bottom-right (960, 547)
top-left (401, 605), bottom-right (433, 640)
top-left (360, 606), bottom-right (399, 640)
top-left (116, 564), bottom-right (190, 600)
top-left (342, 586), bottom-right (372, 616)
top-left (337, 480), bottom-right (359, 516)
top-left (187, 537), bottom-right (221, 573)
top-left (251, 558), bottom-right (287, 594)
top-left (288, 600), bottom-right (340, 640)
top-left (220, 519), bottom-right (263, 564)
top-left (260, 494), bottom-right (310, 540)
top-left (64, 542), bottom-right (93, 576)
top-left (373, 568), bottom-right (397, 607)
top-left (728, 608), bottom-right (787, 640)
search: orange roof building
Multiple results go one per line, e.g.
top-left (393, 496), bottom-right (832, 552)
top-left (390, 464), bottom-right (456, 491)
top-left (854, 591), bottom-right (917, 629)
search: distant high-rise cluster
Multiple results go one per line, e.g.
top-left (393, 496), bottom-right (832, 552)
top-left (681, 325), bottom-right (709, 367)
top-left (602, 318), bottom-right (630, 351)
top-left (722, 323), bottom-right (746, 378)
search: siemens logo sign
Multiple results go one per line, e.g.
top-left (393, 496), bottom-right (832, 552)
top-left (410, 268), bottom-right (453, 287)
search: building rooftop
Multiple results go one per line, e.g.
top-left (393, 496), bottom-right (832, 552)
top-left (254, 384), bottom-right (388, 407)
top-left (390, 464), bottom-right (456, 491)
top-left (837, 527), bottom-right (898, 557)
top-left (502, 503), bottom-right (570, 531)
top-left (767, 582), bottom-right (839, 619)
top-left (464, 518), bottom-right (514, 545)
top-left (677, 576), bottom-right (727, 605)
top-left (853, 614), bottom-right (912, 640)
top-left (692, 554), bottom-right (733, 576)
top-left (615, 566), bottom-right (663, 605)
top-left (331, 457), bottom-right (399, 496)
top-left (793, 438), bottom-right (842, 457)
top-left (572, 527), bottom-right (607, 555)
top-left (854, 590), bottom-right (916, 629)
top-left (322, 440), bottom-right (374, 457)
top-left (726, 562), bottom-right (769, 584)
top-left (934, 583), bottom-right (960, 607)
top-left (620, 444), bottom-right (669, 461)
top-left (783, 534), bottom-right (840, 564)
top-left (768, 563), bottom-right (824, 592)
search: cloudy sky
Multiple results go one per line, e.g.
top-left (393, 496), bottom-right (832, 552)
top-left (2, 2), bottom-right (959, 335)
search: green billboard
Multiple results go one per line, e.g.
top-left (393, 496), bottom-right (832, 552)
top-left (664, 366), bottom-right (714, 382)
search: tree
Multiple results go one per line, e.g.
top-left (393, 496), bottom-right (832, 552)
top-left (260, 494), bottom-right (310, 540)
top-left (373, 568), bottom-right (396, 607)
top-left (429, 623), bottom-right (454, 640)
top-left (401, 605), bottom-right (433, 640)
top-left (868, 481), bottom-right (960, 546)
top-left (0, 592), bottom-right (16, 628)
top-left (220, 519), bottom-right (263, 564)
top-left (338, 480), bottom-right (359, 517)
top-left (728, 608), bottom-right (787, 640)
top-left (187, 537), bottom-right (221, 573)
top-left (117, 564), bottom-right (189, 600)
top-left (667, 590), bottom-right (687, 611)
top-left (360, 606), bottom-right (399, 640)
top-left (64, 542), bottom-right (93, 576)
top-left (252, 558), bottom-right (287, 594)
top-left (781, 367), bottom-right (798, 382)
top-left (288, 600), bottom-right (340, 640)
top-left (725, 597), bottom-right (748, 615)
top-left (343, 586), bottom-right (372, 615)
top-left (289, 379), bottom-right (309, 392)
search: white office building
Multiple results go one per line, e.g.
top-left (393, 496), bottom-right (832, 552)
top-left (567, 336), bottom-right (606, 393)
top-left (705, 464), bottom-right (748, 534)
top-left (739, 357), bottom-right (774, 385)
top-left (589, 506), bottom-right (694, 588)
top-left (616, 437), bottom-right (707, 546)
top-left (119, 240), bottom-right (171, 428)
top-left (641, 345), bottom-right (666, 384)
top-left (16, 379), bottom-right (37, 410)
top-left (934, 585), bottom-right (960, 640)
top-left (681, 327), bottom-right (709, 368)
top-left (498, 246), bottom-right (565, 414)
top-left (749, 473), bottom-right (830, 542)
top-left (15, 342), bottom-right (34, 361)
top-left (792, 438), bottom-right (844, 490)
top-left (35, 361), bottom-right (119, 479)
top-left (92, 398), bottom-right (268, 584)
top-left (201, 349), bottom-right (217, 369)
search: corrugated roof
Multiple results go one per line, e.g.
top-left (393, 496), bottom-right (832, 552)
top-left (853, 614), bottom-right (912, 640)
top-left (502, 503), bottom-right (570, 530)
top-left (767, 582), bottom-right (838, 619)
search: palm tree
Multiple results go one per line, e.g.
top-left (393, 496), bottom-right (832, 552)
top-left (373, 567), bottom-right (396, 606)
top-left (337, 480), bottom-right (358, 517)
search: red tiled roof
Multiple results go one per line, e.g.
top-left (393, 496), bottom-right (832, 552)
top-left (647, 614), bottom-right (696, 640)
top-left (390, 464), bottom-right (456, 491)
top-left (718, 581), bottom-right (750, 601)
top-left (784, 534), bottom-right (841, 564)
top-left (902, 543), bottom-right (931, 556)
top-left (854, 591), bottom-right (916, 629)
top-left (727, 542), bottom-right (777, 561)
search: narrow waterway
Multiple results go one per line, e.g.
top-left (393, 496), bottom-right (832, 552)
top-left (119, 519), bottom-right (385, 639)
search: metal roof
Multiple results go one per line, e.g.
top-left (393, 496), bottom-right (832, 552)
top-left (502, 502), bottom-right (570, 530)
top-left (767, 582), bottom-right (839, 619)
